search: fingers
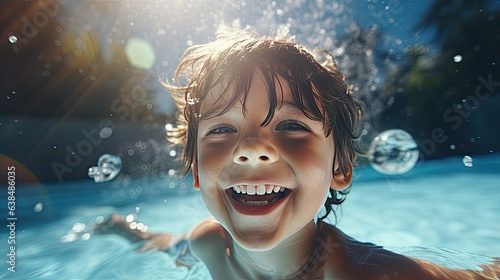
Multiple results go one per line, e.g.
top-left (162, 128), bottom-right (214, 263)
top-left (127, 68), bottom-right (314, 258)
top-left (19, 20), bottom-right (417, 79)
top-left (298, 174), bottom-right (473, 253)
top-left (92, 213), bottom-right (124, 234)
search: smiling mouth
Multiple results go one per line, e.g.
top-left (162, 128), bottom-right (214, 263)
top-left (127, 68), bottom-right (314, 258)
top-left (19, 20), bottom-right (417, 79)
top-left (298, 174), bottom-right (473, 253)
top-left (227, 184), bottom-right (291, 206)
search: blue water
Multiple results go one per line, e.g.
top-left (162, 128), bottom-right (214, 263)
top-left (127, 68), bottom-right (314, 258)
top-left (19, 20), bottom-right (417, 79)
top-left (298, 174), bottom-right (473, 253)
top-left (1, 155), bottom-right (499, 279)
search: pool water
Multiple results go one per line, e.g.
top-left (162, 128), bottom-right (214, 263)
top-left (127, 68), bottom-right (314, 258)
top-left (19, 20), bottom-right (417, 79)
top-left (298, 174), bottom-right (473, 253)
top-left (1, 155), bottom-right (499, 279)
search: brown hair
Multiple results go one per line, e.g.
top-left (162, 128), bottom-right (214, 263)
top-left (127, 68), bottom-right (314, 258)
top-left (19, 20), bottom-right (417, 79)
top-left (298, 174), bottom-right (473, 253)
top-left (164, 28), bottom-right (363, 220)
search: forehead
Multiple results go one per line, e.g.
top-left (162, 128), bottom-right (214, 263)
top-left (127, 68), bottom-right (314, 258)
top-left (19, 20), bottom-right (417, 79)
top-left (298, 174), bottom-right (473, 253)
top-left (199, 68), bottom-right (295, 118)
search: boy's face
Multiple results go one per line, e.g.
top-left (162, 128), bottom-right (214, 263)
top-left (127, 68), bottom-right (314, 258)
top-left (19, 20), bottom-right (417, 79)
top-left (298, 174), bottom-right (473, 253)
top-left (193, 70), bottom-right (351, 250)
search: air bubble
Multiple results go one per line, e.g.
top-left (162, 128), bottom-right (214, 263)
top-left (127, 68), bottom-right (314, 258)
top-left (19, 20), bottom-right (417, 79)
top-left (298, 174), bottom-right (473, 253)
top-left (368, 129), bottom-right (419, 175)
top-left (453, 55), bottom-right (462, 63)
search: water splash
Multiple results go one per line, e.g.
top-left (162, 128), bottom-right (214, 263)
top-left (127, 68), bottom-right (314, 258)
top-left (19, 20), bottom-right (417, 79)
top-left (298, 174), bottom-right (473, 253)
top-left (368, 129), bottom-right (419, 175)
top-left (88, 154), bottom-right (122, 182)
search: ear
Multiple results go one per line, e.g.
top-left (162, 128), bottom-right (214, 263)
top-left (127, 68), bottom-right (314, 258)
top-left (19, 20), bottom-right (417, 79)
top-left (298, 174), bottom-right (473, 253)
top-left (330, 165), bottom-right (352, 191)
top-left (192, 160), bottom-right (200, 190)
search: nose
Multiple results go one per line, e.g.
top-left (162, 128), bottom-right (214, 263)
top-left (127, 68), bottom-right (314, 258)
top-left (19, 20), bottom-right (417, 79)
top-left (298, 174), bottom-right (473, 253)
top-left (233, 137), bottom-right (278, 165)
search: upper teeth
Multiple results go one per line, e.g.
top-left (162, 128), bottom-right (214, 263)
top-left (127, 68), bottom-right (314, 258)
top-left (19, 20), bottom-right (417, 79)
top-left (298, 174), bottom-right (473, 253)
top-left (232, 185), bottom-right (285, 195)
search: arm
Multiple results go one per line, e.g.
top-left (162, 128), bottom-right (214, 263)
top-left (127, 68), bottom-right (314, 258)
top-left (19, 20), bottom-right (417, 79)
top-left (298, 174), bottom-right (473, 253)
top-left (414, 257), bottom-right (500, 280)
top-left (93, 213), bottom-right (184, 252)
top-left (93, 213), bottom-right (213, 268)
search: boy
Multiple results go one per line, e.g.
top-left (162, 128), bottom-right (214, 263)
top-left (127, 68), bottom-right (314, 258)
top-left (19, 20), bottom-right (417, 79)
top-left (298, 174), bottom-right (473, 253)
top-left (95, 28), bottom-right (499, 279)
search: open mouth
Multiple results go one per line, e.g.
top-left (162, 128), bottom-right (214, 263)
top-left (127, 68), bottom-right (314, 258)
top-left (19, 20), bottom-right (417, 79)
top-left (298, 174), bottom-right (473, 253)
top-left (230, 185), bottom-right (289, 205)
top-left (225, 184), bottom-right (292, 215)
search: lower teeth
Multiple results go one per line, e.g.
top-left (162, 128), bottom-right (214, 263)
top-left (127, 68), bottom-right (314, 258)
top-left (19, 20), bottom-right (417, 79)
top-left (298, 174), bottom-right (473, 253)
top-left (242, 200), bottom-right (269, 205)
top-left (237, 195), bottom-right (283, 205)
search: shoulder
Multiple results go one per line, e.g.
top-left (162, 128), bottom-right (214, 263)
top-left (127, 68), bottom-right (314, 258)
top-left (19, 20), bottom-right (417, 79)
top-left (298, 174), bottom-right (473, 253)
top-left (186, 217), bottom-right (228, 259)
top-left (319, 222), bottom-right (429, 280)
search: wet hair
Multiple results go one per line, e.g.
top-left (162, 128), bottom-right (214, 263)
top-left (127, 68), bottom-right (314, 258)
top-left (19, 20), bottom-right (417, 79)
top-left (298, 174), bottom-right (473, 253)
top-left (165, 28), bottom-right (363, 221)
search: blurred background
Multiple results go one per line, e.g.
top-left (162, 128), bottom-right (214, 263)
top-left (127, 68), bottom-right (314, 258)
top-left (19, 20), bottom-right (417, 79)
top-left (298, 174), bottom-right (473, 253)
top-left (1, 0), bottom-right (499, 185)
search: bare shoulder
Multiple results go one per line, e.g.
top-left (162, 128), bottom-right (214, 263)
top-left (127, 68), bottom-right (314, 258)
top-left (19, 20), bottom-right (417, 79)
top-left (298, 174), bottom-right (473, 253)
top-left (321, 222), bottom-right (500, 280)
top-left (186, 217), bottom-right (228, 259)
top-left (319, 222), bottom-right (429, 280)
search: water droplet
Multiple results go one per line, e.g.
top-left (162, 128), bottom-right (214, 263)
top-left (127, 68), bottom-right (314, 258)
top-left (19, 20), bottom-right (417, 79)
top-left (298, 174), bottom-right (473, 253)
top-left (135, 206), bottom-right (140, 213)
top-left (187, 93), bottom-right (200, 105)
top-left (453, 55), bottom-right (462, 63)
top-left (8, 35), bottom-right (17, 44)
top-left (88, 166), bottom-right (100, 177)
top-left (88, 154), bottom-right (122, 182)
top-left (99, 127), bottom-right (113, 139)
top-left (72, 222), bottom-right (86, 233)
top-left (169, 150), bottom-right (176, 157)
top-left (450, 144), bottom-right (456, 150)
top-left (165, 123), bottom-right (173, 131)
top-left (168, 169), bottom-right (175, 176)
top-left (368, 129), bottom-right (419, 175)
top-left (463, 156), bottom-right (473, 167)
top-left (81, 233), bottom-right (91, 241)
top-left (34, 202), bottom-right (43, 212)
top-left (126, 214), bottom-right (135, 223)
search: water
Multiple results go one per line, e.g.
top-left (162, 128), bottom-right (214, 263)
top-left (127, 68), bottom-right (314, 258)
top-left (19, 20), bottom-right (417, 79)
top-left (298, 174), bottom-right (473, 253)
top-left (1, 0), bottom-right (499, 278)
top-left (1, 155), bottom-right (498, 279)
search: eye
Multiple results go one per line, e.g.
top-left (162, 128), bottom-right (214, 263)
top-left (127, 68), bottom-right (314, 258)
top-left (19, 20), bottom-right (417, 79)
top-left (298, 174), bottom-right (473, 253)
top-left (205, 124), bottom-right (237, 136)
top-left (275, 120), bottom-right (310, 132)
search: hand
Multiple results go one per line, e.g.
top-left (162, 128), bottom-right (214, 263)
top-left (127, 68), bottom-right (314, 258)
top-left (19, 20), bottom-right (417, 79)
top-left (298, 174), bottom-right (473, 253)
top-left (137, 234), bottom-right (173, 252)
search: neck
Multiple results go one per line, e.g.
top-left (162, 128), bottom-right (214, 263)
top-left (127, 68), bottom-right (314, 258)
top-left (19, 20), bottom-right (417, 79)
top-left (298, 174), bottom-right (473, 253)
top-left (233, 220), bottom-right (321, 278)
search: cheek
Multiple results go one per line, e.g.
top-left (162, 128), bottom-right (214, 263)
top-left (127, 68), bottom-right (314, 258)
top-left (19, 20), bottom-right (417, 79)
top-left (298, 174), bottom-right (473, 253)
top-left (281, 139), bottom-right (335, 175)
